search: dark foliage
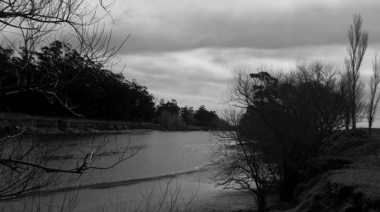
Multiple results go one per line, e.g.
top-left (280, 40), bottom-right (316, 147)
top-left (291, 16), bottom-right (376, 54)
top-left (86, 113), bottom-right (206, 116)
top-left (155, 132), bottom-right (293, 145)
top-left (235, 62), bottom-right (348, 202)
top-left (0, 41), bottom-right (155, 122)
top-left (193, 105), bottom-right (218, 127)
top-left (180, 106), bottom-right (195, 126)
top-left (155, 99), bottom-right (181, 117)
top-left (154, 100), bottom-right (224, 130)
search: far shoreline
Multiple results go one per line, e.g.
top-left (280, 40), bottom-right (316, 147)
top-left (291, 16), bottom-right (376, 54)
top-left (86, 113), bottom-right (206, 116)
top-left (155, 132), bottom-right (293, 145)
top-left (0, 112), bottom-right (211, 135)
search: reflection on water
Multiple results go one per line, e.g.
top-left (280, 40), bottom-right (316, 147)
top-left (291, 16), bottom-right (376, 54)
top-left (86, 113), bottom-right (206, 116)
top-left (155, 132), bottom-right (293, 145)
top-left (38, 131), bottom-right (214, 189)
top-left (1, 131), bottom-right (217, 212)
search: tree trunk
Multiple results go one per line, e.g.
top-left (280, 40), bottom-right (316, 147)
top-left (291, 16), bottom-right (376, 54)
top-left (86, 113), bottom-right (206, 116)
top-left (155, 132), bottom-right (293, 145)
top-left (345, 110), bottom-right (350, 131)
top-left (256, 191), bottom-right (267, 212)
top-left (351, 82), bottom-right (356, 129)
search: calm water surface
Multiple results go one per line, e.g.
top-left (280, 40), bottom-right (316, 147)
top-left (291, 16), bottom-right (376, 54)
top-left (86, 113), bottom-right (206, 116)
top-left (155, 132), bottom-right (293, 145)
top-left (51, 131), bottom-right (215, 188)
top-left (2, 131), bottom-right (219, 211)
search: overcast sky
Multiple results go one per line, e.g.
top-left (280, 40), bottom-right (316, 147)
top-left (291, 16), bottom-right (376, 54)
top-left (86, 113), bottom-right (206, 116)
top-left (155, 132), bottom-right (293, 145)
top-left (107, 0), bottom-right (380, 113)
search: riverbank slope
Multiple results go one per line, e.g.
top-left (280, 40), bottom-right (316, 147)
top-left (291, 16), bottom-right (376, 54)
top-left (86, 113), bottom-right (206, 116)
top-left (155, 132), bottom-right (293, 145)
top-left (0, 112), bottom-right (211, 133)
top-left (272, 129), bottom-right (380, 212)
top-left (0, 112), bottom-right (163, 133)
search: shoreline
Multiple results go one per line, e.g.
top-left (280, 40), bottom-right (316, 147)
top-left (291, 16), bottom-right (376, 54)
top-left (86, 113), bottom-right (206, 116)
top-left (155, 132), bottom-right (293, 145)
top-left (19, 164), bottom-right (215, 199)
top-left (2, 164), bottom-right (270, 212)
top-left (0, 112), bottom-right (210, 134)
top-left (0, 112), bottom-right (277, 211)
top-left (50, 165), bottom-right (262, 212)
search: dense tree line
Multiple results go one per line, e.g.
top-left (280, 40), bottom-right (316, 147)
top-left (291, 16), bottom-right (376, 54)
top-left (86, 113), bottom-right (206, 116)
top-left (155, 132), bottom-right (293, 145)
top-left (0, 41), bottom-right (155, 121)
top-left (155, 99), bottom-right (226, 130)
top-left (0, 40), bottom-right (222, 126)
top-left (0, 0), bottom-right (143, 208)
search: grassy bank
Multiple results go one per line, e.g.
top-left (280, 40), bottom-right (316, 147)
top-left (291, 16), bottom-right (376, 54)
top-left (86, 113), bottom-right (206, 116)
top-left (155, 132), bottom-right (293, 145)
top-left (271, 129), bottom-right (380, 212)
top-left (0, 112), bottom-right (163, 133)
top-left (0, 112), bottom-right (211, 133)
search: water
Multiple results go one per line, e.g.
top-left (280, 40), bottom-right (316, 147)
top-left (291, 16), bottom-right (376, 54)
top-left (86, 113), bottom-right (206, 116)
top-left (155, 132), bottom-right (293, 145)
top-left (13, 130), bottom-right (214, 190)
top-left (75, 130), bottom-right (214, 187)
top-left (1, 131), bottom-right (217, 211)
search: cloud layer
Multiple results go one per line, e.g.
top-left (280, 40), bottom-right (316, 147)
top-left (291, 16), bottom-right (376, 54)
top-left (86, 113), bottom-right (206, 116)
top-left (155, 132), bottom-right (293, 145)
top-left (110, 0), bottom-right (380, 113)
top-left (114, 0), bottom-right (380, 53)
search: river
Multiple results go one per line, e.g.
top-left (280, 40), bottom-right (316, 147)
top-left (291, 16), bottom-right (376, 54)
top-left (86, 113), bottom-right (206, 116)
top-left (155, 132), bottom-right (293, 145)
top-left (59, 130), bottom-right (215, 187)
top-left (3, 130), bottom-right (223, 211)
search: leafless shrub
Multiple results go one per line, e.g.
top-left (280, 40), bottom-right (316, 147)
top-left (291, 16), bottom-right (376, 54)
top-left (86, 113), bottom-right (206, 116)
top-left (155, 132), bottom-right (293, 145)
top-left (95, 179), bottom-right (198, 212)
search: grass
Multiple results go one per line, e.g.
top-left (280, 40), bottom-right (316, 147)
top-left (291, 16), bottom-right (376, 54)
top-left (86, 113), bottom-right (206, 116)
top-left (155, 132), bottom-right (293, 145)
top-left (272, 128), bottom-right (380, 212)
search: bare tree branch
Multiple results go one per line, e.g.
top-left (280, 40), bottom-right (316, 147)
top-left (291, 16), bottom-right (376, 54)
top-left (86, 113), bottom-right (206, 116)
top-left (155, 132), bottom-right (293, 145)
top-left (345, 13), bottom-right (368, 129)
top-left (367, 54), bottom-right (380, 134)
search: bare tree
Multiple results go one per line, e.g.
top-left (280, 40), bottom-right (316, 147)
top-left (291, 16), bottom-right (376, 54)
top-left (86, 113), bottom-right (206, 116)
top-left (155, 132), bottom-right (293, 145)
top-left (212, 108), bottom-right (277, 212)
top-left (218, 62), bottom-right (350, 204)
top-left (95, 179), bottom-right (198, 212)
top-left (0, 189), bottom-right (79, 212)
top-left (0, 0), bottom-right (128, 115)
top-left (0, 127), bottom-right (141, 201)
top-left (222, 65), bottom-right (278, 109)
top-left (296, 60), bottom-right (352, 135)
top-left (340, 70), bottom-right (352, 131)
top-left (0, 0), bottom-right (107, 28)
top-left (345, 13), bottom-right (369, 129)
top-left (0, 0), bottom-right (135, 203)
top-left (217, 66), bottom-right (279, 211)
top-left (0, 0), bottom-right (124, 53)
top-left (342, 67), bottom-right (367, 130)
top-left (367, 55), bottom-right (380, 134)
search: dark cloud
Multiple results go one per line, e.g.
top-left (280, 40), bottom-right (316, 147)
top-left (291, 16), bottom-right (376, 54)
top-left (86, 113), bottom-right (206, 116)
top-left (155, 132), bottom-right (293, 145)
top-left (112, 0), bottom-right (380, 54)
top-left (119, 45), bottom-right (354, 112)
top-left (110, 0), bottom-right (380, 112)
top-left (4, 0), bottom-right (380, 113)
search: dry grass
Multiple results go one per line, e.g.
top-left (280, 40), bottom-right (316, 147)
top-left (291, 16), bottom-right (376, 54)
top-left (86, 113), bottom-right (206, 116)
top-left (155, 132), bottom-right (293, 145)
top-left (272, 128), bottom-right (380, 212)
top-left (327, 128), bottom-right (380, 202)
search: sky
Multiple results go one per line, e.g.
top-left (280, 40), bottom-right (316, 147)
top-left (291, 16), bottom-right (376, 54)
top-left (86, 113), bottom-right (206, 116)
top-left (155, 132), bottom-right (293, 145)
top-left (105, 0), bottom-right (380, 115)
top-left (4, 0), bottom-right (380, 117)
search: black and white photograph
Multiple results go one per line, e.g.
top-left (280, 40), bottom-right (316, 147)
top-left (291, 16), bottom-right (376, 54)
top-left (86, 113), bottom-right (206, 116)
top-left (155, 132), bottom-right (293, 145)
top-left (1, 0), bottom-right (380, 211)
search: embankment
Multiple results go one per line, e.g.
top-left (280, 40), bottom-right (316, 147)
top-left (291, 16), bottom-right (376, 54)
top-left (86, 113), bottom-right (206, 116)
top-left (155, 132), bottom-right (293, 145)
top-left (274, 129), bottom-right (380, 212)
top-left (0, 112), bottom-right (162, 133)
